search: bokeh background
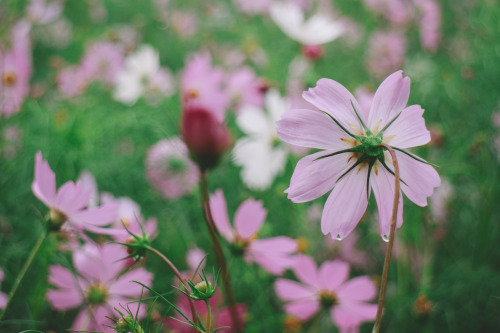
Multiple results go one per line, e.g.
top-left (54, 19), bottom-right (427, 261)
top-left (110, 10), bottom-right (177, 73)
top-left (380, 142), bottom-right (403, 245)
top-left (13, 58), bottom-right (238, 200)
top-left (1, 0), bottom-right (500, 332)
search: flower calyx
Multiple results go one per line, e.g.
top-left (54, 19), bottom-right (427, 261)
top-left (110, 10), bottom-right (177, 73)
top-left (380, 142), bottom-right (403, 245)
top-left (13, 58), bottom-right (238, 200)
top-left (116, 219), bottom-right (151, 260)
top-left (180, 269), bottom-right (217, 301)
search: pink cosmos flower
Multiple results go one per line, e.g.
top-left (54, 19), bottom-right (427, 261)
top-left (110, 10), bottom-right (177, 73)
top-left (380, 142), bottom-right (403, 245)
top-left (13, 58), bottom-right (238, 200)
top-left (0, 269), bottom-right (7, 309)
top-left (363, 0), bottom-right (412, 26)
top-left (167, 290), bottom-right (246, 333)
top-left (80, 41), bottom-right (125, 85)
top-left (146, 137), bottom-right (199, 199)
top-left (275, 255), bottom-right (377, 332)
top-left (367, 30), bottom-right (407, 79)
top-left (209, 189), bottom-right (297, 275)
top-left (179, 247), bottom-right (207, 282)
top-left (415, 0), bottom-right (441, 51)
top-left (57, 66), bottom-right (89, 97)
top-left (225, 67), bottom-right (265, 111)
top-left (0, 21), bottom-right (32, 117)
top-left (232, 0), bottom-right (270, 15)
top-left (180, 52), bottom-right (229, 122)
top-left (47, 243), bottom-right (154, 331)
top-left (32, 151), bottom-right (119, 232)
top-left (26, 0), bottom-right (63, 25)
top-left (276, 71), bottom-right (440, 240)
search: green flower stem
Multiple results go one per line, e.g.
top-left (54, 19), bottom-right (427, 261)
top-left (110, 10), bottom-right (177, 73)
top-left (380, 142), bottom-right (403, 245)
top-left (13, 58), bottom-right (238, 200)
top-left (199, 171), bottom-right (241, 333)
top-left (373, 145), bottom-right (401, 333)
top-left (205, 299), bottom-right (212, 333)
top-left (146, 246), bottom-right (199, 329)
top-left (0, 231), bottom-right (47, 322)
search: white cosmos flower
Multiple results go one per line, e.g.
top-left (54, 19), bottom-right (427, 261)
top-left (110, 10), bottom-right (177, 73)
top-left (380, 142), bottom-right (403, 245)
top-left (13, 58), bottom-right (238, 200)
top-left (269, 2), bottom-right (344, 45)
top-left (113, 45), bottom-right (173, 105)
top-left (233, 89), bottom-right (289, 190)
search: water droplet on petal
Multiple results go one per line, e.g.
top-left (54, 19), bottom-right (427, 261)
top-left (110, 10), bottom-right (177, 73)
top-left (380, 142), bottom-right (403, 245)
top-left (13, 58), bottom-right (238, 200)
top-left (383, 235), bottom-right (389, 242)
top-left (336, 234), bottom-right (342, 240)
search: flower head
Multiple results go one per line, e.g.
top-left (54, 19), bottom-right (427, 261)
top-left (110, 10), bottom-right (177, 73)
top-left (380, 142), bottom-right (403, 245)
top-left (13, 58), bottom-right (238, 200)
top-left (277, 71), bottom-right (440, 240)
top-left (209, 189), bottom-right (297, 274)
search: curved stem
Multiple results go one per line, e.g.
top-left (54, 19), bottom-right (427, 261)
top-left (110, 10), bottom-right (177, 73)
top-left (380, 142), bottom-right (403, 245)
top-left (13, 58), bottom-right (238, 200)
top-left (373, 145), bottom-right (401, 333)
top-left (0, 231), bottom-right (47, 322)
top-left (199, 172), bottom-right (241, 333)
top-left (147, 246), bottom-right (198, 329)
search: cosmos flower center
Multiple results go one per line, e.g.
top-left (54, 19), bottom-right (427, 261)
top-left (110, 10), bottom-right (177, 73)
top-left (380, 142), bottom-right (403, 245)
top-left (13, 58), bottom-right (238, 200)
top-left (48, 208), bottom-right (67, 227)
top-left (187, 89), bottom-right (199, 99)
top-left (2, 72), bottom-right (17, 86)
top-left (358, 132), bottom-right (384, 158)
top-left (318, 290), bottom-right (338, 308)
top-left (167, 156), bottom-right (187, 172)
top-left (87, 283), bottom-right (109, 305)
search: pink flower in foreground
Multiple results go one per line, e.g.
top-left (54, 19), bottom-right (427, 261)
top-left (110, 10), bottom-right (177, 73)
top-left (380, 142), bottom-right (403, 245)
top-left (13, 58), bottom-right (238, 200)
top-left (47, 243), bottom-right (154, 331)
top-left (275, 255), bottom-right (377, 331)
top-left (209, 189), bottom-right (297, 275)
top-left (277, 71), bottom-right (440, 240)
top-left (32, 151), bottom-right (118, 231)
top-left (0, 269), bottom-right (7, 309)
top-left (168, 291), bottom-right (246, 333)
top-left (146, 137), bottom-right (199, 199)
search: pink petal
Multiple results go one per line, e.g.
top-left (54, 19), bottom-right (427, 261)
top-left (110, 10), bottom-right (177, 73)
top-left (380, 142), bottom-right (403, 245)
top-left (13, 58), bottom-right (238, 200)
top-left (55, 181), bottom-right (91, 214)
top-left (370, 163), bottom-right (403, 240)
top-left (392, 151), bottom-right (441, 206)
top-left (292, 255), bottom-right (320, 287)
top-left (209, 189), bottom-right (235, 242)
top-left (337, 276), bottom-right (377, 302)
top-left (368, 71), bottom-right (410, 133)
top-left (276, 108), bottom-right (348, 150)
top-left (215, 304), bottom-right (247, 332)
top-left (321, 166), bottom-right (369, 240)
top-left (32, 151), bottom-right (56, 207)
top-left (246, 237), bottom-right (297, 275)
top-left (284, 300), bottom-right (321, 321)
top-left (331, 302), bottom-right (377, 329)
top-left (234, 198), bottom-right (267, 240)
top-left (0, 293), bottom-right (7, 309)
top-left (275, 279), bottom-right (317, 302)
top-left (109, 268), bottom-right (154, 297)
top-left (317, 260), bottom-right (350, 291)
top-left (47, 288), bottom-right (84, 310)
top-left (285, 151), bottom-right (355, 203)
top-left (48, 265), bottom-right (79, 289)
top-left (70, 202), bottom-right (119, 228)
top-left (383, 105), bottom-right (431, 148)
top-left (302, 78), bottom-right (366, 135)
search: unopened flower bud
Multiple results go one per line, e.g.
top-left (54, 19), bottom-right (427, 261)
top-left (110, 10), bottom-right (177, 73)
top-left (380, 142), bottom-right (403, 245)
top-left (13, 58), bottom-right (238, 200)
top-left (47, 208), bottom-right (67, 231)
top-left (301, 44), bottom-right (324, 61)
top-left (181, 105), bottom-right (232, 171)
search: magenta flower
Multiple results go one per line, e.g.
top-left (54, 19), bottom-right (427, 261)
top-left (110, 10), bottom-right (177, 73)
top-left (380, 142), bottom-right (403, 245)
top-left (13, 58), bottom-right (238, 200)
top-left (47, 243), bottom-right (154, 331)
top-left (0, 269), bottom-right (7, 309)
top-left (277, 71), bottom-right (440, 240)
top-left (32, 151), bottom-right (118, 231)
top-left (275, 255), bottom-right (377, 331)
top-left (209, 189), bottom-right (297, 275)
top-left (146, 137), bottom-right (199, 199)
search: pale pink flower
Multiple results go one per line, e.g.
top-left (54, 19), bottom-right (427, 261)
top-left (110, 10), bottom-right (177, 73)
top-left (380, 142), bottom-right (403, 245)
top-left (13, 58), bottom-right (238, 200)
top-left (26, 0), bottom-right (63, 25)
top-left (57, 66), bottom-right (89, 97)
top-left (429, 178), bottom-right (452, 223)
top-left (232, 0), bottom-right (271, 14)
top-left (275, 255), bottom-right (377, 331)
top-left (0, 269), bottom-right (7, 309)
top-left (277, 71), bottom-right (440, 240)
top-left (47, 243), bottom-right (154, 332)
top-left (170, 10), bottom-right (198, 38)
top-left (180, 52), bottom-right (229, 121)
top-left (415, 0), bottom-right (441, 51)
top-left (363, 0), bottom-right (412, 26)
top-left (80, 41), bottom-right (125, 85)
top-left (32, 151), bottom-right (119, 232)
top-left (210, 189), bottom-right (297, 274)
top-left (146, 137), bottom-right (199, 199)
top-left (0, 21), bottom-right (32, 117)
top-left (168, 290), bottom-right (246, 333)
top-left (178, 247), bottom-right (207, 283)
top-left (225, 67), bottom-right (265, 111)
top-left (367, 30), bottom-right (407, 79)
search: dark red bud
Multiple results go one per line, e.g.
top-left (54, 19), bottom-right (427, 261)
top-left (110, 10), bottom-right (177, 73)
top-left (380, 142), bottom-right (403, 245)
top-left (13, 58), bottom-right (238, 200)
top-left (181, 105), bottom-right (232, 171)
top-left (301, 44), bottom-right (324, 61)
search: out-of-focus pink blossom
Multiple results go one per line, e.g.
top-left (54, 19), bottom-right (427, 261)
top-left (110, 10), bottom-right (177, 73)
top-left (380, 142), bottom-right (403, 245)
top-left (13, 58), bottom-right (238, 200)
top-left (168, 290), bottom-right (246, 333)
top-left (415, 0), bottom-right (441, 51)
top-left (354, 87), bottom-right (375, 115)
top-left (1, 21), bottom-right (32, 117)
top-left (47, 243), bottom-right (154, 332)
top-left (146, 137), bottom-right (199, 199)
top-left (179, 247), bottom-right (207, 283)
top-left (0, 269), bottom-right (7, 309)
top-left (80, 41), bottom-right (125, 85)
top-left (492, 112), bottom-right (500, 128)
top-left (57, 66), bottom-right (89, 97)
top-left (275, 255), bottom-right (377, 330)
top-left (363, 0), bottom-right (412, 26)
top-left (170, 10), bottom-right (198, 38)
top-left (180, 52), bottom-right (229, 121)
top-left (367, 30), bottom-right (407, 79)
top-left (26, 0), bottom-right (63, 25)
top-left (232, 0), bottom-right (270, 14)
top-left (210, 189), bottom-right (297, 275)
top-left (226, 67), bottom-right (265, 111)
top-left (325, 231), bottom-right (372, 270)
top-left (32, 151), bottom-right (119, 232)
top-left (429, 178), bottom-right (452, 223)
top-left (277, 71), bottom-right (440, 240)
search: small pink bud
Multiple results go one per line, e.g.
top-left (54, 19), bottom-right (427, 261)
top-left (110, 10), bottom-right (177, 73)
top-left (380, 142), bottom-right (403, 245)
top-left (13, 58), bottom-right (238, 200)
top-left (301, 44), bottom-right (324, 61)
top-left (181, 105), bottom-right (232, 171)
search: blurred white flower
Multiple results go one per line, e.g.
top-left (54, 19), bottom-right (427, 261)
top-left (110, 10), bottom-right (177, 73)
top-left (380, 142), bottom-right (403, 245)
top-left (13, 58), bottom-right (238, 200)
top-left (233, 89), bottom-right (289, 190)
top-left (113, 45), bottom-right (174, 105)
top-left (269, 2), bottom-right (343, 46)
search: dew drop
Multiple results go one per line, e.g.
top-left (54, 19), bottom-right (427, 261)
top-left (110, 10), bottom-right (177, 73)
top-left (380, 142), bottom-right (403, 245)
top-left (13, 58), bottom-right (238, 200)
top-left (336, 234), bottom-right (342, 240)
top-left (382, 235), bottom-right (389, 242)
